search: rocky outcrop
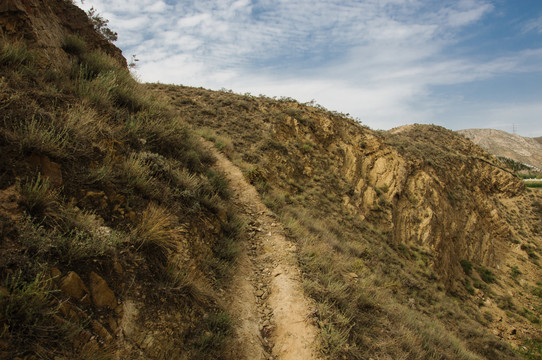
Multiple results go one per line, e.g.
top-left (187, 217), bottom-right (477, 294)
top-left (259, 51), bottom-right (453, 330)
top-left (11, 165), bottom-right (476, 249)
top-left (246, 103), bottom-right (524, 288)
top-left (0, 0), bottom-right (126, 69)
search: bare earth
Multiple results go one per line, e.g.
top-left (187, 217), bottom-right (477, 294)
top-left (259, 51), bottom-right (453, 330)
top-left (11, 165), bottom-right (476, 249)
top-left (458, 128), bottom-right (542, 169)
top-left (207, 143), bottom-right (320, 360)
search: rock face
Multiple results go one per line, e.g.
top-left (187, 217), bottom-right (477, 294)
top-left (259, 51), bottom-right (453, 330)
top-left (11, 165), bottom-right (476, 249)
top-left (458, 128), bottom-right (542, 170)
top-left (0, 0), bottom-right (126, 69)
top-left (160, 85), bottom-right (527, 291)
top-left (270, 109), bottom-right (523, 286)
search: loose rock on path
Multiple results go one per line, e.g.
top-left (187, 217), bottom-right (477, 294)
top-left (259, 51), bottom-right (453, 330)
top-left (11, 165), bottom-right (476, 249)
top-left (207, 143), bottom-right (320, 360)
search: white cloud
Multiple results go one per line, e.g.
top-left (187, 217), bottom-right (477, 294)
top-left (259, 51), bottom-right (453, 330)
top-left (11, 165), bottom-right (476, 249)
top-left (76, 0), bottom-right (542, 137)
top-left (525, 15), bottom-right (542, 34)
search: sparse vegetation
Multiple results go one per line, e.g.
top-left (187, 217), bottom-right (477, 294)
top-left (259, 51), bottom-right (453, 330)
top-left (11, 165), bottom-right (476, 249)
top-left (461, 259), bottom-right (473, 276)
top-left (146, 82), bottom-right (531, 360)
top-left (0, 31), bottom-right (240, 358)
top-left (0, 272), bottom-right (76, 357)
top-left (477, 266), bottom-right (496, 284)
top-left (2, 3), bottom-right (542, 357)
top-left (86, 7), bottom-right (118, 42)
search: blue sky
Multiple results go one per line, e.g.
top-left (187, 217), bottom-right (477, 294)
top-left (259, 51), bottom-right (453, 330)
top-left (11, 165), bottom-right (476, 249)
top-left (77, 0), bottom-right (542, 137)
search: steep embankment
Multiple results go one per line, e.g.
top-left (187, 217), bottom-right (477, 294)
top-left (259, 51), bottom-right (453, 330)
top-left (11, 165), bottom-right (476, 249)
top-left (1, 1), bottom-right (242, 359)
top-left (458, 128), bottom-right (542, 170)
top-left (152, 84), bottom-right (542, 359)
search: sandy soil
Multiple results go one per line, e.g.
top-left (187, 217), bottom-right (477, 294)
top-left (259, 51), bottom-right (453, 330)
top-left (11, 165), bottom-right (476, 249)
top-left (207, 143), bottom-right (320, 360)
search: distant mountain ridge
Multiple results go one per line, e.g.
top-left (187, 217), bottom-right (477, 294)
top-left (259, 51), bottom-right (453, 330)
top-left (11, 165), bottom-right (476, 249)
top-left (458, 128), bottom-right (542, 170)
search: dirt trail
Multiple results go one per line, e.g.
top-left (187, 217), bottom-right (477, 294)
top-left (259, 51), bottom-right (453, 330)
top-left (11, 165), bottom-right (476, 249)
top-left (208, 144), bottom-right (319, 360)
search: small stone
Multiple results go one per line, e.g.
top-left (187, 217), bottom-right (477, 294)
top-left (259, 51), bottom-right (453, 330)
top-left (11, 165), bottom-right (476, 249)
top-left (60, 272), bottom-right (89, 301)
top-left (108, 317), bottom-right (118, 332)
top-left (255, 290), bottom-right (264, 297)
top-left (126, 211), bottom-right (137, 221)
top-left (113, 261), bottom-right (123, 274)
top-left (49, 267), bottom-right (61, 280)
top-left (91, 320), bottom-right (113, 341)
top-left (29, 155), bottom-right (62, 187)
top-left (89, 272), bottom-right (117, 309)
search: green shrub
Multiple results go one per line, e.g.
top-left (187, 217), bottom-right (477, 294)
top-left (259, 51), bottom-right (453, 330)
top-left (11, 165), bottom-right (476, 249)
top-left (476, 266), bottom-right (495, 284)
top-left (518, 338), bottom-right (542, 360)
top-left (460, 259), bottom-right (473, 276)
top-left (192, 312), bottom-right (233, 358)
top-left (19, 174), bottom-right (59, 220)
top-left (0, 272), bottom-right (73, 355)
top-left (521, 244), bottom-right (540, 259)
top-left (87, 7), bottom-right (118, 42)
top-left (0, 38), bottom-right (35, 67)
top-left (510, 265), bottom-right (522, 278)
top-left (9, 114), bottom-right (69, 158)
top-left (62, 35), bottom-right (87, 56)
top-left (497, 295), bottom-right (515, 310)
top-left (205, 170), bottom-right (231, 200)
top-left (18, 213), bottom-right (121, 264)
top-left (79, 51), bottom-right (119, 79)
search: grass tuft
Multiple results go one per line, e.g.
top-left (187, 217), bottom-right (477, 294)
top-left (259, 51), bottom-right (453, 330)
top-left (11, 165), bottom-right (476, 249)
top-left (0, 271), bottom-right (72, 355)
top-left (19, 174), bottom-right (59, 220)
top-left (0, 38), bottom-right (35, 67)
top-left (132, 203), bottom-right (178, 254)
top-left (8, 114), bottom-right (69, 158)
top-left (62, 35), bottom-right (87, 56)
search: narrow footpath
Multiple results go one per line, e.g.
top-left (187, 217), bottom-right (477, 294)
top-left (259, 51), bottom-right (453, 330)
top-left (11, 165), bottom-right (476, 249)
top-left (207, 143), bottom-right (320, 360)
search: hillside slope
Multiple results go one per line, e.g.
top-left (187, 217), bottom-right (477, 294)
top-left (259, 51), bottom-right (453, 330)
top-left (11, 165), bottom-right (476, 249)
top-left (0, 1), bottom-right (244, 358)
top-left (151, 84), bottom-right (542, 359)
top-left (2, 1), bottom-right (542, 359)
top-left (458, 128), bottom-right (542, 170)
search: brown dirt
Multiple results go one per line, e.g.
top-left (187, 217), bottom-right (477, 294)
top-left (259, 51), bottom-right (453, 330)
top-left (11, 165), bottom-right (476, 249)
top-left (207, 142), bottom-right (320, 360)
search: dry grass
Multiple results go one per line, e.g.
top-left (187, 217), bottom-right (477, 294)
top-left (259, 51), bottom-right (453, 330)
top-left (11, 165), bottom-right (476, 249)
top-left (19, 174), bottom-right (59, 220)
top-left (0, 37), bottom-right (35, 67)
top-left (120, 153), bottom-right (159, 198)
top-left (0, 35), bottom-right (240, 359)
top-left (0, 271), bottom-right (73, 356)
top-left (5, 114), bottom-right (69, 158)
top-left (150, 84), bottom-right (528, 360)
top-left (131, 203), bottom-right (178, 253)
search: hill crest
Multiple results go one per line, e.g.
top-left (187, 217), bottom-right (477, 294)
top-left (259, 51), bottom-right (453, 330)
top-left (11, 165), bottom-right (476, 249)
top-left (458, 128), bottom-right (542, 170)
